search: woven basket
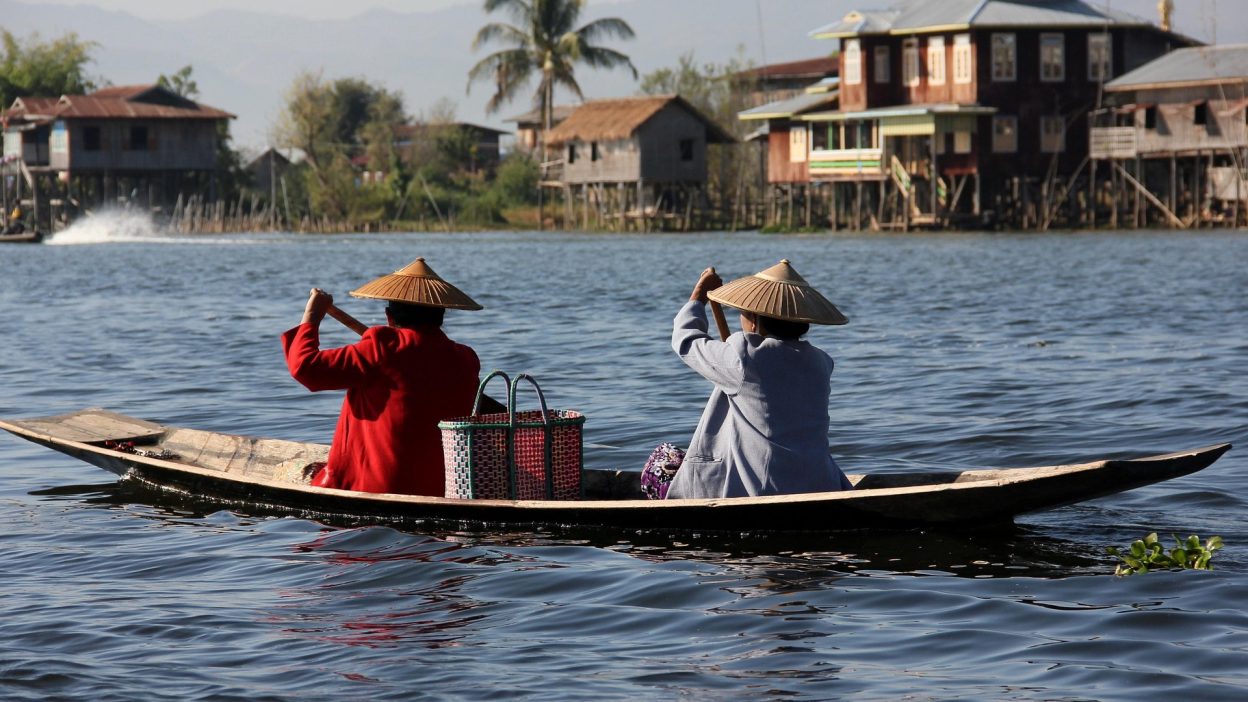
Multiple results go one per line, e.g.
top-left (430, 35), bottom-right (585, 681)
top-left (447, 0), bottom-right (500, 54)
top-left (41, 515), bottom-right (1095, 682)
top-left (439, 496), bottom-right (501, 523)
top-left (440, 371), bottom-right (584, 500)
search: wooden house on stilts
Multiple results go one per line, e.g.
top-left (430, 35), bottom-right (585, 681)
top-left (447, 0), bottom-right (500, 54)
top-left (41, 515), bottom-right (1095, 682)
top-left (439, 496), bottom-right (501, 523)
top-left (544, 95), bottom-right (735, 231)
top-left (1089, 44), bottom-right (1248, 229)
top-left (3, 85), bottom-right (234, 232)
top-left (747, 0), bottom-right (1196, 231)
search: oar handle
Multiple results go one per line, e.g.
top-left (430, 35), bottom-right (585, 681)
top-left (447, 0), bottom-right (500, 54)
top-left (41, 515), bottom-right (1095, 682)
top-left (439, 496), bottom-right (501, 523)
top-left (327, 304), bottom-right (368, 336)
top-left (710, 301), bottom-right (731, 341)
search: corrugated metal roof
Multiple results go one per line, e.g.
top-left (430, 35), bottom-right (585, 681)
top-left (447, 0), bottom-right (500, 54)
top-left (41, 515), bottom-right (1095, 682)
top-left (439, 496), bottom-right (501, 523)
top-left (738, 91), bottom-right (839, 121)
top-left (546, 95), bottom-right (734, 145)
top-left (6, 96), bottom-right (59, 118)
top-left (814, 0), bottom-right (1155, 37)
top-left (4, 85), bottom-right (233, 122)
top-left (737, 56), bottom-right (839, 80)
top-left (810, 10), bottom-right (900, 38)
top-left (1106, 44), bottom-right (1248, 90)
top-left (90, 85), bottom-right (154, 99)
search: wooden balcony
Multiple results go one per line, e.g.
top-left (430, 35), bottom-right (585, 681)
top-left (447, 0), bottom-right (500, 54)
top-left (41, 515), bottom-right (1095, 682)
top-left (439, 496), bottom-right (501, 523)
top-left (808, 148), bottom-right (886, 180)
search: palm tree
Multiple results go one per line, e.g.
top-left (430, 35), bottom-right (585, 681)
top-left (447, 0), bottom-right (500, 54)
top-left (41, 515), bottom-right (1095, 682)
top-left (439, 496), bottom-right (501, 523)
top-left (468, 0), bottom-right (638, 139)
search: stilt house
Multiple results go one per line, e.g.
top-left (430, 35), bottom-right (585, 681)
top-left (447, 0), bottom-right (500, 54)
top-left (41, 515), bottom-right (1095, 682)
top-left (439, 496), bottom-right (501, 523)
top-left (544, 95), bottom-right (734, 229)
top-left (763, 0), bottom-right (1196, 230)
top-left (1089, 44), bottom-right (1248, 227)
top-left (2, 84), bottom-right (234, 229)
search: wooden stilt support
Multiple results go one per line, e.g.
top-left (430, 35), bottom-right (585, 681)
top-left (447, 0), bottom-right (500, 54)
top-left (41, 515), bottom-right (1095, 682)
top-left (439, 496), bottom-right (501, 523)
top-left (1112, 162), bottom-right (1185, 229)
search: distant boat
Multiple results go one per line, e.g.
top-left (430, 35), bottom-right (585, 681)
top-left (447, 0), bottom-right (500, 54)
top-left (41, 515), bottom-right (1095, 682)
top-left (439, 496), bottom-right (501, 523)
top-left (0, 230), bottom-right (43, 243)
top-left (0, 408), bottom-right (1231, 532)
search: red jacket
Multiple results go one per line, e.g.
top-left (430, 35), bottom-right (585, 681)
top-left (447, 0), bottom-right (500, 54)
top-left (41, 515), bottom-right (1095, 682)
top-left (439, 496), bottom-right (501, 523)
top-left (281, 322), bottom-right (480, 496)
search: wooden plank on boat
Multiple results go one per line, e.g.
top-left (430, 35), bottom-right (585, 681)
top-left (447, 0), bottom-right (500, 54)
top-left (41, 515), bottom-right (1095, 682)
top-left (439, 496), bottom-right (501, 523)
top-left (2, 408), bottom-right (166, 445)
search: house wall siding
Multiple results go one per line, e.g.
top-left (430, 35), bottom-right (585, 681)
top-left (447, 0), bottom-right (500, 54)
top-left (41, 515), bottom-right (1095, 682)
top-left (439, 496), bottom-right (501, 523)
top-left (767, 122), bottom-right (811, 183)
top-left (56, 119), bottom-right (218, 172)
top-left (638, 105), bottom-right (709, 183)
top-left (562, 137), bottom-right (641, 183)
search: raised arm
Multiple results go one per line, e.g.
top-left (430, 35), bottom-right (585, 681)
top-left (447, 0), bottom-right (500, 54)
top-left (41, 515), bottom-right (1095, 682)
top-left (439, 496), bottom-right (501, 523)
top-left (672, 267), bottom-right (745, 394)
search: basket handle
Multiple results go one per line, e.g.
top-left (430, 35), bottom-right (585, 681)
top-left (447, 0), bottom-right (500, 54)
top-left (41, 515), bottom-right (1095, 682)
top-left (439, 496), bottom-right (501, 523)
top-left (508, 373), bottom-right (552, 427)
top-left (510, 373), bottom-right (556, 499)
top-left (472, 370), bottom-right (511, 415)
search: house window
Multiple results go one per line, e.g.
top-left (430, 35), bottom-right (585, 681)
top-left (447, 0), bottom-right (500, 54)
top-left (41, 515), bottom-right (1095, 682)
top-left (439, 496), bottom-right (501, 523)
top-left (679, 138), bottom-right (694, 161)
top-left (953, 34), bottom-right (973, 84)
top-left (829, 123), bottom-right (843, 150)
top-left (874, 46), bottom-right (890, 84)
top-left (811, 123), bottom-right (829, 150)
top-left (83, 126), bottom-right (101, 151)
top-left (954, 130), bottom-right (972, 154)
top-left (991, 34), bottom-right (1016, 81)
top-left (1143, 106), bottom-right (1158, 130)
top-left (127, 125), bottom-right (149, 151)
top-left (591, 141), bottom-right (600, 161)
top-left (992, 115), bottom-right (1018, 153)
top-left (1040, 33), bottom-right (1065, 82)
top-left (1194, 101), bottom-right (1208, 126)
top-left (789, 128), bottom-right (808, 163)
top-left (903, 39), bottom-right (920, 87)
top-left (928, 36), bottom-right (946, 86)
top-left (1088, 33), bottom-right (1112, 81)
top-left (1040, 115), bottom-right (1065, 153)
top-left (567, 143), bottom-right (577, 164)
top-left (845, 39), bottom-right (862, 85)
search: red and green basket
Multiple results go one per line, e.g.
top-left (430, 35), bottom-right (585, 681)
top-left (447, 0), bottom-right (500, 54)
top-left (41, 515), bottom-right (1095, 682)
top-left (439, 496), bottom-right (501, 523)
top-left (439, 371), bottom-right (585, 500)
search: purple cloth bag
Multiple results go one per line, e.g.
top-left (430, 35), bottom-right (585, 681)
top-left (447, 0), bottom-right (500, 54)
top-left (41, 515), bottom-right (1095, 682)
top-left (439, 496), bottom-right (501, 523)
top-left (641, 442), bottom-right (685, 500)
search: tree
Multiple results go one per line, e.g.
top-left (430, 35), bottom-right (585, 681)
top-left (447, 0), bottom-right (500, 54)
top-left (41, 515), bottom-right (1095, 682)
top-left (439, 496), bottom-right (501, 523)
top-left (157, 65), bottom-right (199, 99)
top-left (273, 71), bottom-right (410, 224)
top-left (467, 0), bottom-right (638, 131)
top-left (0, 30), bottom-right (97, 106)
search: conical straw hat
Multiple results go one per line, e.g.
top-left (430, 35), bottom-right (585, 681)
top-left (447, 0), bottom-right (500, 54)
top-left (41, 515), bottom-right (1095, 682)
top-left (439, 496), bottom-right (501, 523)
top-left (349, 257), bottom-right (483, 310)
top-left (708, 259), bottom-right (847, 325)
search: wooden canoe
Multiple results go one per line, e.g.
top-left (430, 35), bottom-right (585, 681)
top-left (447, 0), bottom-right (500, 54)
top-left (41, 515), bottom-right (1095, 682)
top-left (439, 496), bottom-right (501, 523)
top-left (0, 230), bottom-right (43, 244)
top-left (0, 408), bottom-right (1231, 532)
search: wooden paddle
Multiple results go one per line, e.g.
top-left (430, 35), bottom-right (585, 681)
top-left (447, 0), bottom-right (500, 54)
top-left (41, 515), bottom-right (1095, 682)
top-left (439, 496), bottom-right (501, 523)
top-left (324, 302), bottom-right (507, 414)
top-left (709, 301), bottom-right (731, 341)
top-left (327, 304), bottom-right (368, 335)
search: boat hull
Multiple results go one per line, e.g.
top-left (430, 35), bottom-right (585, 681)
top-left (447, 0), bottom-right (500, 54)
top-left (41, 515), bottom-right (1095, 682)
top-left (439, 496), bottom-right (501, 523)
top-left (0, 409), bottom-right (1232, 532)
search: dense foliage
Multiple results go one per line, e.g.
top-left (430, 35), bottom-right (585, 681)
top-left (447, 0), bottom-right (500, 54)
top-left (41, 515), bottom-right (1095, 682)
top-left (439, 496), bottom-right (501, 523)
top-left (0, 30), bottom-right (97, 107)
top-left (273, 71), bottom-right (540, 229)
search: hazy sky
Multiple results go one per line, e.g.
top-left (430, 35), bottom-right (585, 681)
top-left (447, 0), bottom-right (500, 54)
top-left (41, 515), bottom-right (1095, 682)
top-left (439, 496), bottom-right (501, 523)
top-left (70, 0), bottom-right (601, 20)
top-left (66, 0), bottom-right (1236, 42)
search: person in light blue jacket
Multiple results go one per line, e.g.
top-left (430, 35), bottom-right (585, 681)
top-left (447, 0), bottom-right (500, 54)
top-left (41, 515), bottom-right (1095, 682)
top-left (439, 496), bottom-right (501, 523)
top-left (665, 260), bottom-right (854, 500)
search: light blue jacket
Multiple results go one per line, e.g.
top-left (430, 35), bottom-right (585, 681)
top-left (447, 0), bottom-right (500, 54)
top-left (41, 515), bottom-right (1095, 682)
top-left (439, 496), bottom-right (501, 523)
top-left (665, 300), bottom-right (853, 499)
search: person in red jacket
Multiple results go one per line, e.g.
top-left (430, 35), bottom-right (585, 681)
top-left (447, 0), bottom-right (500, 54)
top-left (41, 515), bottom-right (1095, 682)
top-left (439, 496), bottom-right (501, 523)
top-left (281, 257), bottom-right (483, 496)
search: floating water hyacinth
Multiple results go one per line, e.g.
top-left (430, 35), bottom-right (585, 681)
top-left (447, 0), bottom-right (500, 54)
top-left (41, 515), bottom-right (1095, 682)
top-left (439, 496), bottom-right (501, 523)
top-left (1107, 533), bottom-right (1224, 576)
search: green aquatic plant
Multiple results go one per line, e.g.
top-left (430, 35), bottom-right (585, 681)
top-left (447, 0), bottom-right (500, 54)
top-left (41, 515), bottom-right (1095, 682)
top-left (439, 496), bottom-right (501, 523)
top-left (1107, 533), bottom-right (1223, 576)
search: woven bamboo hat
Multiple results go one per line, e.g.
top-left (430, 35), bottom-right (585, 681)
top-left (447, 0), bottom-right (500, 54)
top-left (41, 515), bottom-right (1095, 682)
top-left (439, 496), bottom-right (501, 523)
top-left (708, 259), bottom-right (847, 325)
top-left (349, 257), bottom-right (483, 310)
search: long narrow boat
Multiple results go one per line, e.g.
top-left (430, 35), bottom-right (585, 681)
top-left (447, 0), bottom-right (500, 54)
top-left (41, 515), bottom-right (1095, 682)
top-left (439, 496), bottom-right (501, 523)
top-left (0, 408), bottom-right (1231, 532)
top-left (0, 230), bottom-right (43, 244)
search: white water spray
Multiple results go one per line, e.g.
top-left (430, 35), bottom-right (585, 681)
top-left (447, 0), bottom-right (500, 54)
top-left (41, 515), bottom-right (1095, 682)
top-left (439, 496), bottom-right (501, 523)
top-left (43, 210), bottom-right (168, 245)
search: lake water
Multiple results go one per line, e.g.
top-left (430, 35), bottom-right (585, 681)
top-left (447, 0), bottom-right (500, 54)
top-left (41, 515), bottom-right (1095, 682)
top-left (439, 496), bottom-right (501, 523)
top-left (2, 221), bottom-right (1246, 700)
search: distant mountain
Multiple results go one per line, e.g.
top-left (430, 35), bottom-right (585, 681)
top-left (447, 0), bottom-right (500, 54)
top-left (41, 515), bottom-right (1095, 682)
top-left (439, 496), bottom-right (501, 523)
top-left (0, 0), bottom-right (1232, 151)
